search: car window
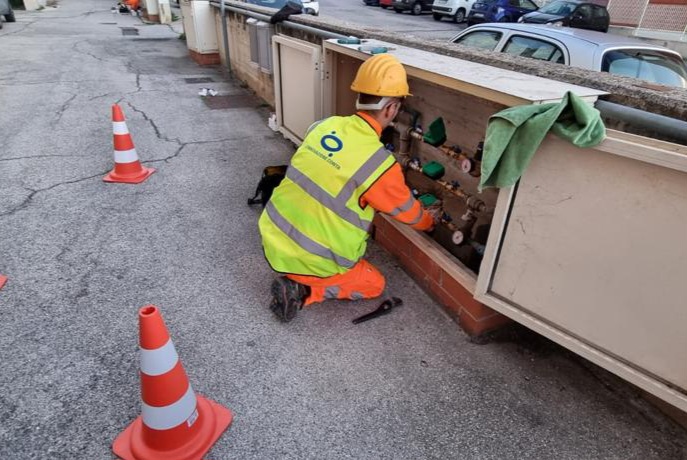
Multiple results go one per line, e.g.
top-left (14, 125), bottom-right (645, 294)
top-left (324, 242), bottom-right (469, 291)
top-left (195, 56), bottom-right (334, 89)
top-left (602, 49), bottom-right (687, 88)
top-left (574, 4), bottom-right (592, 19)
top-left (519, 0), bottom-right (538, 10)
top-left (503, 36), bottom-right (565, 63)
top-left (591, 5), bottom-right (608, 18)
top-left (453, 31), bottom-right (503, 51)
top-left (538, 1), bottom-right (575, 15)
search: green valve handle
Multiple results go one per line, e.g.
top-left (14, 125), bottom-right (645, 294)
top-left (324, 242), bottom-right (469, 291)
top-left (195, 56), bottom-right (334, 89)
top-left (358, 45), bottom-right (388, 54)
top-left (338, 38), bottom-right (362, 44)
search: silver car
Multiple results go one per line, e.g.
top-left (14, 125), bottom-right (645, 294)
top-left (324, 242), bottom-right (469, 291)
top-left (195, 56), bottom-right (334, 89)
top-left (450, 23), bottom-right (687, 88)
top-left (0, 0), bottom-right (15, 29)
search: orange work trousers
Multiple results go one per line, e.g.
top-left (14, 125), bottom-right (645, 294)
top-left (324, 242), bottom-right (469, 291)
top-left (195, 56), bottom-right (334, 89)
top-left (287, 259), bottom-right (385, 306)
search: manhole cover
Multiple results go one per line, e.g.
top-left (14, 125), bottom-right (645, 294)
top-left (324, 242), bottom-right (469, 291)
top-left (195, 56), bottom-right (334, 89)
top-left (120, 27), bottom-right (139, 36)
top-left (202, 95), bottom-right (259, 110)
top-left (185, 77), bottom-right (215, 84)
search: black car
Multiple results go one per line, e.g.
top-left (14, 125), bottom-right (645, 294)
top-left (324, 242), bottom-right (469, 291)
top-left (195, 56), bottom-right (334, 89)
top-left (519, 0), bottom-right (610, 33)
top-left (392, 0), bottom-right (434, 15)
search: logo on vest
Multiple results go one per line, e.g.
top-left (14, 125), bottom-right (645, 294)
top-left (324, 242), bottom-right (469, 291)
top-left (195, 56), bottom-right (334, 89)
top-left (320, 132), bottom-right (343, 157)
top-left (304, 131), bottom-right (342, 170)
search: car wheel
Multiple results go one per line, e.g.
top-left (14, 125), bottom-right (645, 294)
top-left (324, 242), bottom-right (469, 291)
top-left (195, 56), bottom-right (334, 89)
top-left (5, 11), bottom-right (15, 22)
top-left (394, 7), bottom-right (403, 13)
top-left (453, 8), bottom-right (465, 22)
top-left (411, 2), bottom-right (422, 15)
top-left (381, 4), bottom-right (388, 8)
top-left (432, 12), bottom-right (442, 20)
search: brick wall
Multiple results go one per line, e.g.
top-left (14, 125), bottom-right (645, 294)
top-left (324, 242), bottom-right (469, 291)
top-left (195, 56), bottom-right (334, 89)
top-left (188, 49), bottom-right (221, 66)
top-left (373, 214), bottom-right (511, 336)
top-left (640, 3), bottom-right (687, 30)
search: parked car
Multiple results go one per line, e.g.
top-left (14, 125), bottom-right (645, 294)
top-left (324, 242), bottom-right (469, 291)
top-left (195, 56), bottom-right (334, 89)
top-left (246, 0), bottom-right (319, 16)
top-left (392, 0), bottom-right (435, 15)
top-left (519, 0), bottom-right (609, 33)
top-left (362, 0), bottom-right (393, 8)
top-left (431, 0), bottom-right (476, 23)
top-left (450, 24), bottom-right (687, 87)
top-left (301, 0), bottom-right (320, 15)
top-left (466, 0), bottom-right (537, 26)
top-left (0, 0), bottom-right (16, 29)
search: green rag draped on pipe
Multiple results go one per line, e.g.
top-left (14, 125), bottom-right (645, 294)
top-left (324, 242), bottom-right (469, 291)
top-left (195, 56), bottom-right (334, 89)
top-left (479, 91), bottom-right (606, 191)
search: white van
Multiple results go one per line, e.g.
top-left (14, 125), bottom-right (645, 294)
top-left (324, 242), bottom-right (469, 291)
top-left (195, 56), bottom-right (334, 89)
top-left (431, 0), bottom-right (476, 22)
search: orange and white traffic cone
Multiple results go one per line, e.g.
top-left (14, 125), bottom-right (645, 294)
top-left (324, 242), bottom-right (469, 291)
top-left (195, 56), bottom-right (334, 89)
top-left (0, 275), bottom-right (7, 291)
top-left (113, 305), bottom-right (233, 460)
top-left (104, 104), bottom-right (155, 184)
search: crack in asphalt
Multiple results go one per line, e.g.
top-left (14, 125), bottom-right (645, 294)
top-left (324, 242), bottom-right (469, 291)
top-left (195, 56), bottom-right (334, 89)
top-left (53, 93), bottom-right (78, 125)
top-left (71, 40), bottom-right (105, 63)
top-left (0, 155), bottom-right (84, 163)
top-left (144, 137), bottom-right (253, 164)
top-left (0, 172), bottom-right (107, 217)
top-left (162, 23), bottom-right (181, 36)
top-left (89, 92), bottom-right (116, 101)
top-left (0, 20), bottom-right (38, 36)
top-left (124, 62), bottom-right (143, 94)
top-left (0, 79), bottom-right (105, 87)
top-left (125, 102), bottom-right (169, 142)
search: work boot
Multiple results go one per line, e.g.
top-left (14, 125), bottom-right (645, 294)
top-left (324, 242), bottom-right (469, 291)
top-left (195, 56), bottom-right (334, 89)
top-left (269, 277), bottom-right (308, 322)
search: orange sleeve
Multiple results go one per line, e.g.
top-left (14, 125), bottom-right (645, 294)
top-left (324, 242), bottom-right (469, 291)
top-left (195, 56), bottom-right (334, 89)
top-left (361, 163), bottom-right (433, 231)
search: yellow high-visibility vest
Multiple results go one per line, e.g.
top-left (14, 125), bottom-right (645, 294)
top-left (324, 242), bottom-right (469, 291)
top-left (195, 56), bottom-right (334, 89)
top-left (259, 115), bottom-right (396, 277)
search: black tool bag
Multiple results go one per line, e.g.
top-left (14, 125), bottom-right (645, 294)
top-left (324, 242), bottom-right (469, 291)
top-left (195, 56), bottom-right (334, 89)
top-left (247, 165), bottom-right (288, 208)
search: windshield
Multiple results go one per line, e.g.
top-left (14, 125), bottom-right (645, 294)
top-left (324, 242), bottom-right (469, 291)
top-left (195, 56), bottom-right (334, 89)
top-left (538, 1), bottom-right (576, 15)
top-left (602, 49), bottom-right (687, 88)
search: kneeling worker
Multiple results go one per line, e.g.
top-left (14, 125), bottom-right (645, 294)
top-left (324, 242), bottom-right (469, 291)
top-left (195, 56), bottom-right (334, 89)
top-left (259, 53), bottom-right (437, 322)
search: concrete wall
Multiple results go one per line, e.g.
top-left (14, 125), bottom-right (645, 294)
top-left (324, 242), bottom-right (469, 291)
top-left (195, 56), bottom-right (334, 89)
top-left (216, 10), bottom-right (275, 105)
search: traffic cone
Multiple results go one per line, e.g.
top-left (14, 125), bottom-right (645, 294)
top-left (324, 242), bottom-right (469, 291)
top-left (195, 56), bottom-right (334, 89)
top-left (0, 275), bottom-right (7, 291)
top-left (104, 104), bottom-right (155, 184)
top-left (113, 305), bottom-right (233, 460)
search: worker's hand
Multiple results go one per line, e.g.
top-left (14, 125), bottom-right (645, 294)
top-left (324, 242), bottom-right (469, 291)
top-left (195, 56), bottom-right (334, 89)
top-left (424, 204), bottom-right (442, 233)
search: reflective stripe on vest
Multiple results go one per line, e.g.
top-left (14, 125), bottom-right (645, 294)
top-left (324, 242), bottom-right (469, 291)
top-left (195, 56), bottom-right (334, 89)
top-left (305, 120), bottom-right (324, 138)
top-left (140, 339), bottom-right (179, 376)
top-left (142, 384), bottom-right (197, 430)
top-left (337, 146), bottom-right (393, 206)
top-left (265, 201), bottom-right (357, 269)
top-left (285, 145), bottom-right (391, 233)
top-left (286, 167), bottom-right (371, 232)
top-left (388, 195), bottom-right (415, 217)
top-left (325, 286), bottom-right (340, 299)
top-left (406, 206), bottom-right (424, 225)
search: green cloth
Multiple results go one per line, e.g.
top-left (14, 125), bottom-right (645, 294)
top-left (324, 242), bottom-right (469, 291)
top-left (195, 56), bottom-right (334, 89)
top-left (479, 91), bottom-right (606, 191)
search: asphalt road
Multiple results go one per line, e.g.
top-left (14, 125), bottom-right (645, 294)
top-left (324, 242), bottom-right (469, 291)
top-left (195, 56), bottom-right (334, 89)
top-left (1, 1), bottom-right (686, 459)
top-left (317, 0), bottom-right (467, 40)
